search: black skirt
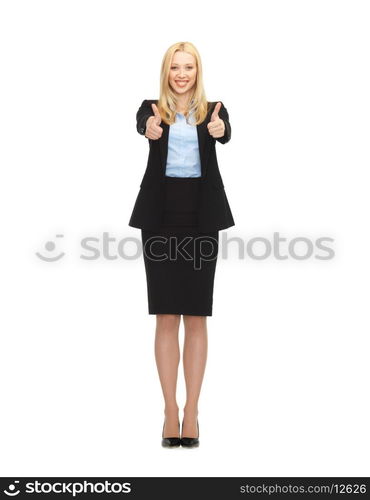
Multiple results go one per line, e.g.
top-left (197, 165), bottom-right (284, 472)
top-left (141, 176), bottom-right (219, 316)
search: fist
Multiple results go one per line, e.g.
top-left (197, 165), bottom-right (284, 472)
top-left (207, 101), bottom-right (225, 139)
top-left (145, 103), bottom-right (163, 140)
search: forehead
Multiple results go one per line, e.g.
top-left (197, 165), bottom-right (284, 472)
top-left (171, 51), bottom-right (196, 65)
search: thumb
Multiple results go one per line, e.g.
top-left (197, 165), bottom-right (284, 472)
top-left (210, 101), bottom-right (222, 121)
top-left (151, 103), bottom-right (162, 124)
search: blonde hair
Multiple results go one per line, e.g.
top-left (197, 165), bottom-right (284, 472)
top-left (156, 42), bottom-right (209, 126)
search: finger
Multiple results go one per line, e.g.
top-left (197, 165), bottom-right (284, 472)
top-left (151, 103), bottom-right (160, 116)
top-left (147, 116), bottom-right (162, 132)
top-left (153, 128), bottom-right (163, 138)
top-left (152, 123), bottom-right (163, 134)
top-left (148, 126), bottom-right (162, 139)
top-left (151, 103), bottom-right (162, 124)
top-left (210, 101), bottom-right (222, 121)
top-left (146, 131), bottom-right (161, 140)
top-left (207, 121), bottom-right (221, 132)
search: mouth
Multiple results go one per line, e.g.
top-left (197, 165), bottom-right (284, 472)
top-left (175, 80), bottom-right (189, 86)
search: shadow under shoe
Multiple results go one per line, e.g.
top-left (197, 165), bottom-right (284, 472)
top-left (161, 419), bottom-right (181, 448)
top-left (180, 419), bottom-right (200, 448)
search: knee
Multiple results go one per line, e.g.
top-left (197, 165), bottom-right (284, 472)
top-left (183, 315), bottom-right (207, 333)
top-left (156, 314), bottom-right (181, 332)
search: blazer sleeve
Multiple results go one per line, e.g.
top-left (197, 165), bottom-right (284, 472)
top-left (215, 101), bottom-right (231, 144)
top-left (136, 99), bottom-right (155, 135)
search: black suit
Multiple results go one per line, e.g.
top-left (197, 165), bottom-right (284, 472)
top-left (128, 99), bottom-right (235, 232)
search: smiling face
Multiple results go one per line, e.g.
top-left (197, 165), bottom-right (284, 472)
top-left (168, 51), bottom-right (197, 98)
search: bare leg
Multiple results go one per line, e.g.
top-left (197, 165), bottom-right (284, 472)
top-left (155, 313), bottom-right (181, 437)
top-left (182, 315), bottom-right (208, 437)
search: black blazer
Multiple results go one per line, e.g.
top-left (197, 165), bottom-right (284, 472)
top-left (128, 99), bottom-right (235, 232)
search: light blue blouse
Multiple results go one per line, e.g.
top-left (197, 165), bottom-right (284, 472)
top-left (165, 111), bottom-right (202, 177)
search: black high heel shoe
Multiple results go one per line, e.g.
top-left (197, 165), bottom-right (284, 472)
top-left (161, 419), bottom-right (181, 447)
top-left (180, 419), bottom-right (199, 448)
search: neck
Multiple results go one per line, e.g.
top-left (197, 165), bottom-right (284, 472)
top-left (175, 91), bottom-right (192, 112)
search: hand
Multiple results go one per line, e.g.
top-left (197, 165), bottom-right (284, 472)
top-left (207, 102), bottom-right (225, 139)
top-left (145, 103), bottom-right (163, 140)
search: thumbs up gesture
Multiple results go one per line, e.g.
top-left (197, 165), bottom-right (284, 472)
top-left (145, 103), bottom-right (163, 140)
top-left (207, 102), bottom-right (225, 139)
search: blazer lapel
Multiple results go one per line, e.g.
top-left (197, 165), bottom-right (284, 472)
top-left (158, 118), bottom-right (210, 179)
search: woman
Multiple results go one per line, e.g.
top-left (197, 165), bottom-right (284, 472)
top-left (128, 42), bottom-right (235, 448)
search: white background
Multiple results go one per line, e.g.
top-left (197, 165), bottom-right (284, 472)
top-left (1, 0), bottom-right (369, 477)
